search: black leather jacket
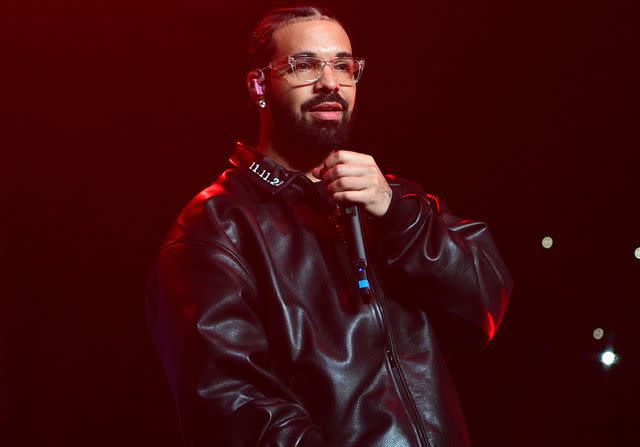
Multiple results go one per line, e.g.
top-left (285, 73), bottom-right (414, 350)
top-left (146, 142), bottom-right (512, 447)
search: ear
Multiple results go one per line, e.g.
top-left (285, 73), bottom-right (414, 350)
top-left (247, 69), bottom-right (266, 102)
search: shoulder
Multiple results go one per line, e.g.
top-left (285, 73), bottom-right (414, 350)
top-left (162, 168), bottom-right (260, 248)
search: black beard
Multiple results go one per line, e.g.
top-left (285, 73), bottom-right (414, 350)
top-left (269, 92), bottom-right (353, 173)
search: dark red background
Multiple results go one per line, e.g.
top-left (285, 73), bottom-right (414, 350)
top-left (4, 0), bottom-right (638, 446)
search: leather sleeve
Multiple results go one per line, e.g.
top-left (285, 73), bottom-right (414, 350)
top-left (146, 213), bottom-right (328, 447)
top-left (371, 175), bottom-right (513, 355)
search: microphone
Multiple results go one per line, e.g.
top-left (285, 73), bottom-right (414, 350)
top-left (340, 204), bottom-right (371, 298)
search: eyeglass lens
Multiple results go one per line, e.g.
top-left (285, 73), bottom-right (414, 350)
top-left (291, 57), bottom-right (362, 84)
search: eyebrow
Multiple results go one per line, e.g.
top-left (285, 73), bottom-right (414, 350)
top-left (291, 51), bottom-right (354, 58)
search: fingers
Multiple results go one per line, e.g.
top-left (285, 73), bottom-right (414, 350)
top-left (332, 189), bottom-right (371, 203)
top-left (315, 150), bottom-right (375, 179)
top-left (322, 164), bottom-right (373, 184)
top-left (326, 175), bottom-right (370, 194)
top-left (313, 149), bottom-right (392, 217)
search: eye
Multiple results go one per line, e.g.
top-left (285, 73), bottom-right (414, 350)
top-left (293, 58), bottom-right (319, 71)
top-left (294, 62), bottom-right (313, 71)
top-left (333, 59), bottom-right (355, 73)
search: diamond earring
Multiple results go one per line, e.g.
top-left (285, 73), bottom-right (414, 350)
top-left (258, 99), bottom-right (266, 108)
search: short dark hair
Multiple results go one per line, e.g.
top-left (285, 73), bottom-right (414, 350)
top-left (248, 6), bottom-right (343, 69)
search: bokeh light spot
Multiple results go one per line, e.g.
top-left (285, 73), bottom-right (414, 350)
top-left (593, 328), bottom-right (604, 340)
top-left (601, 350), bottom-right (617, 366)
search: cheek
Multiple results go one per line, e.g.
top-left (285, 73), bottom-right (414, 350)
top-left (288, 94), bottom-right (314, 121)
top-left (347, 90), bottom-right (357, 111)
top-left (288, 92), bottom-right (305, 111)
top-left (265, 79), bottom-right (293, 104)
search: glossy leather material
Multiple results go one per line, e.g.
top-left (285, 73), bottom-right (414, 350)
top-left (146, 142), bottom-right (513, 447)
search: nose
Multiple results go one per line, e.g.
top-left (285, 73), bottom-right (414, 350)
top-left (314, 63), bottom-right (339, 92)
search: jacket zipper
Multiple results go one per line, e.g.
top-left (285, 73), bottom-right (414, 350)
top-left (303, 174), bottom-right (432, 446)
top-left (369, 268), bottom-right (432, 447)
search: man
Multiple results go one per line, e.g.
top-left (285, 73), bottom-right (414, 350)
top-left (146, 6), bottom-right (512, 447)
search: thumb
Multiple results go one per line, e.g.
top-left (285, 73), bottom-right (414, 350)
top-left (311, 164), bottom-right (323, 179)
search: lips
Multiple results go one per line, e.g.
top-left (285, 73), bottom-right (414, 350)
top-left (308, 102), bottom-right (344, 120)
top-left (309, 102), bottom-right (343, 112)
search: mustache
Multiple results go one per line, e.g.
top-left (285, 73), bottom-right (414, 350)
top-left (301, 92), bottom-right (349, 112)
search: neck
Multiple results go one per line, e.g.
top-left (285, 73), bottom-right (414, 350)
top-left (256, 117), bottom-right (321, 182)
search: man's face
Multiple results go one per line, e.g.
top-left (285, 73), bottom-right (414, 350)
top-left (264, 19), bottom-right (357, 169)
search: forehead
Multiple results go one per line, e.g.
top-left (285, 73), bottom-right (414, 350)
top-left (270, 19), bottom-right (353, 59)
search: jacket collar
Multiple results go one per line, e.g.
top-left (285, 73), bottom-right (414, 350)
top-left (229, 141), bottom-right (309, 195)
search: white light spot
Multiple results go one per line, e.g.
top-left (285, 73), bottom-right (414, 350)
top-left (601, 350), bottom-right (617, 366)
top-left (593, 328), bottom-right (604, 340)
top-left (635, 247), bottom-right (640, 259)
top-left (541, 236), bottom-right (553, 249)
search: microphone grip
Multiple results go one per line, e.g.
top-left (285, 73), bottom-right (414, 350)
top-left (341, 204), bottom-right (371, 297)
top-left (343, 205), bottom-right (367, 267)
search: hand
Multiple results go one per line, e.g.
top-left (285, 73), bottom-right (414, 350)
top-left (311, 150), bottom-right (393, 217)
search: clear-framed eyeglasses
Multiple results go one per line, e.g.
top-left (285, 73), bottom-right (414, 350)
top-left (262, 55), bottom-right (365, 86)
